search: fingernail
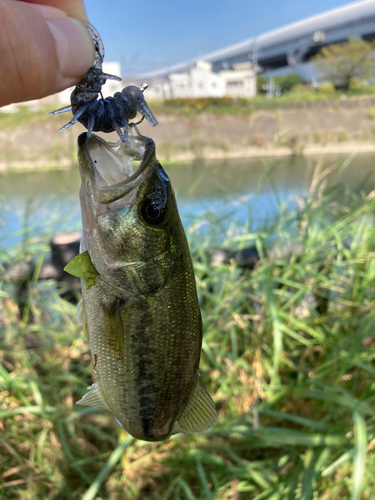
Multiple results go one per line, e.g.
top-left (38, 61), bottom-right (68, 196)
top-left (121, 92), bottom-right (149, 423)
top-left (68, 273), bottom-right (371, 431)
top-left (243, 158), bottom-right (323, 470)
top-left (46, 18), bottom-right (95, 79)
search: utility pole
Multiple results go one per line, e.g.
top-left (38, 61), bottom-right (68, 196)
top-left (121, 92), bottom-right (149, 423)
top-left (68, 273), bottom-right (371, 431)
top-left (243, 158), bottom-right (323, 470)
top-left (262, 77), bottom-right (281, 98)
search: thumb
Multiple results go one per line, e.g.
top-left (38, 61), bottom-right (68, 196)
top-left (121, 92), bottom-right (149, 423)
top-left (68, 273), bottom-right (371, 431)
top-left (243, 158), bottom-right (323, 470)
top-left (0, 0), bottom-right (95, 107)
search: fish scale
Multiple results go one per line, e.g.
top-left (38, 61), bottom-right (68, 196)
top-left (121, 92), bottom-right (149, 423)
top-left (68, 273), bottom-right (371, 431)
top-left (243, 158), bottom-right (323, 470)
top-left (74, 131), bottom-right (216, 441)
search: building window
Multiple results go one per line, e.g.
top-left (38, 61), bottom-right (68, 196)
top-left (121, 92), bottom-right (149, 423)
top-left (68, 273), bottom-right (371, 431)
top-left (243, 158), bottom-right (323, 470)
top-left (227, 81), bottom-right (243, 88)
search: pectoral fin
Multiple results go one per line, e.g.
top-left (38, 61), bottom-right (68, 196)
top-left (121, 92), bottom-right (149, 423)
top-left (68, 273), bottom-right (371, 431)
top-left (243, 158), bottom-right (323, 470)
top-left (173, 378), bottom-right (216, 434)
top-left (76, 383), bottom-right (109, 410)
top-left (64, 250), bottom-right (99, 289)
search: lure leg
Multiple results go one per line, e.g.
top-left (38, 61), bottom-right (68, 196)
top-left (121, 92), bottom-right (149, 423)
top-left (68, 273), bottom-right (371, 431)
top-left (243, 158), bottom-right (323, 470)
top-left (134, 100), bottom-right (158, 127)
top-left (49, 105), bottom-right (73, 116)
top-left (98, 72), bottom-right (122, 83)
top-left (59, 105), bottom-right (88, 132)
top-left (88, 70), bottom-right (121, 87)
top-left (87, 114), bottom-right (95, 138)
top-left (123, 123), bottom-right (129, 142)
top-left (109, 117), bottom-right (127, 142)
top-left (107, 104), bottom-right (127, 142)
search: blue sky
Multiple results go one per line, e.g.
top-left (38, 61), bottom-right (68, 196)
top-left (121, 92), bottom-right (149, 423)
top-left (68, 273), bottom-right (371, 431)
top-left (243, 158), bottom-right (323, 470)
top-left (85, 0), bottom-right (358, 76)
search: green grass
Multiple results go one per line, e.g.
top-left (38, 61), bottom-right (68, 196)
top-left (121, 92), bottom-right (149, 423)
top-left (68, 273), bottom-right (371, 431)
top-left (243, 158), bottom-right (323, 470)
top-left (1, 164), bottom-right (375, 499)
top-left (346, 85), bottom-right (375, 96)
top-left (149, 87), bottom-right (375, 116)
top-left (0, 105), bottom-right (58, 130)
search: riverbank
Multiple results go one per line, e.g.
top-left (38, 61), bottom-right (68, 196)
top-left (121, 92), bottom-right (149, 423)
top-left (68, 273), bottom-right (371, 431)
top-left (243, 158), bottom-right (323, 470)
top-left (1, 96), bottom-right (375, 171)
top-left (1, 142), bottom-right (375, 172)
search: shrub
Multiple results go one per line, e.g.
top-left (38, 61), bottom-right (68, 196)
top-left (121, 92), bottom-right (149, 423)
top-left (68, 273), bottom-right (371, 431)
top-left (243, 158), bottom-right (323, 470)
top-left (163, 97), bottom-right (253, 115)
top-left (317, 82), bottom-right (335, 93)
top-left (278, 73), bottom-right (303, 92)
top-left (290, 84), bottom-right (309, 93)
top-left (349, 78), bottom-right (366, 90)
top-left (337, 130), bottom-right (348, 142)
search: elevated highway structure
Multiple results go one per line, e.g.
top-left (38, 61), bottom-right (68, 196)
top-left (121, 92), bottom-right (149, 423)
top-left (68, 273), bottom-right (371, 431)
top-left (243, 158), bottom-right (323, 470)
top-left (140, 0), bottom-right (375, 80)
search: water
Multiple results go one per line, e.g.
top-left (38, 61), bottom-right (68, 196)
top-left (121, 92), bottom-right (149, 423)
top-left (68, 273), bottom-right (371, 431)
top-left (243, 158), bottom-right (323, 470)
top-left (1, 153), bottom-right (374, 247)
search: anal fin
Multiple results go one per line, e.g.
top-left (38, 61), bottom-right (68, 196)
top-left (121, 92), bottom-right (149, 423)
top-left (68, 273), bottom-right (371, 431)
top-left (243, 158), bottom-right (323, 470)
top-left (76, 383), bottom-right (109, 410)
top-left (173, 378), bottom-right (216, 434)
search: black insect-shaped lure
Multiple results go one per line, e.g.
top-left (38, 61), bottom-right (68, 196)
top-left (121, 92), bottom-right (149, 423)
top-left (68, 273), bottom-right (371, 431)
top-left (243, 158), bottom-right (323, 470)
top-left (50, 23), bottom-right (157, 142)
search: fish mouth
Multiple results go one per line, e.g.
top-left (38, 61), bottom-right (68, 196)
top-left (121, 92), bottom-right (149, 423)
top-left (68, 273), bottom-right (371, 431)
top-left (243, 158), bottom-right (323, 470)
top-left (78, 130), bottom-right (156, 206)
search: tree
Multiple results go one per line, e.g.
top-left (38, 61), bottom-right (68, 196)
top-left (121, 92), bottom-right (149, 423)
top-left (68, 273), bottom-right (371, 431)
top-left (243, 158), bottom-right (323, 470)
top-left (312, 38), bottom-right (375, 90)
top-left (276, 73), bottom-right (303, 92)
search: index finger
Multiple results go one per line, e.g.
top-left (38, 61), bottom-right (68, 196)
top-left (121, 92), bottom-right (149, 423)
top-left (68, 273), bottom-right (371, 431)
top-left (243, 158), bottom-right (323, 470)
top-left (18, 0), bottom-right (88, 21)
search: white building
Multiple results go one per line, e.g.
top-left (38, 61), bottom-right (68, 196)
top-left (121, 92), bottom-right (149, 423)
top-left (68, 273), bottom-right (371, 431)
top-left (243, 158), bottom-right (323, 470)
top-left (145, 61), bottom-right (256, 100)
top-left (220, 62), bottom-right (257, 98)
top-left (170, 61), bottom-right (225, 98)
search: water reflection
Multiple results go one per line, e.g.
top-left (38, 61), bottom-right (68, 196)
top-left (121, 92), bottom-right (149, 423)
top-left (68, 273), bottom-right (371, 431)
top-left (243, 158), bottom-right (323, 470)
top-left (0, 153), bottom-right (374, 246)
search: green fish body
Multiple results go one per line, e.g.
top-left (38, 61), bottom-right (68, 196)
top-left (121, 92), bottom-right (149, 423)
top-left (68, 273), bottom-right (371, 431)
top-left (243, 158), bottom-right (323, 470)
top-left (74, 131), bottom-right (216, 441)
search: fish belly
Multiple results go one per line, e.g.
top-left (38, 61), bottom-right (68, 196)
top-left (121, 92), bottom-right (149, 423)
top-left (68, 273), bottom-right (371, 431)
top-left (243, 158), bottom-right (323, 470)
top-left (83, 269), bottom-right (202, 441)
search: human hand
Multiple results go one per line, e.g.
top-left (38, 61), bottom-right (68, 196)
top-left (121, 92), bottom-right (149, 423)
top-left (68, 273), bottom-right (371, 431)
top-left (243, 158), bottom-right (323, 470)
top-left (0, 0), bottom-right (95, 107)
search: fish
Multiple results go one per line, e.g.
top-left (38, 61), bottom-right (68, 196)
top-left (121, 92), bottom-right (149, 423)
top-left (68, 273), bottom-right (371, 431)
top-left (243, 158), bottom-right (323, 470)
top-left (69, 129), bottom-right (216, 442)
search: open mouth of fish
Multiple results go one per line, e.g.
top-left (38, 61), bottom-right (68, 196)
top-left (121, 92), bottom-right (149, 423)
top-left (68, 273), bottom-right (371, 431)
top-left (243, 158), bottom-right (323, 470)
top-left (77, 127), bottom-right (156, 207)
top-left (77, 128), bottom-right (170, 273)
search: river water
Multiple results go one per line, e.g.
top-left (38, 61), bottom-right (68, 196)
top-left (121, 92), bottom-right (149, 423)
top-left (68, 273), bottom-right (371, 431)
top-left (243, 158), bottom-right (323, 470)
top-left (1, 153), bottom-right (374, 247)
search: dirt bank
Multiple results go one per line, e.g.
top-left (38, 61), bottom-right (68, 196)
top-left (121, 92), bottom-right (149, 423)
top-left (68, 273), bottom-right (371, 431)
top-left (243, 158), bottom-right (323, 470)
top-left (1, 100), bottom-right (375, 171)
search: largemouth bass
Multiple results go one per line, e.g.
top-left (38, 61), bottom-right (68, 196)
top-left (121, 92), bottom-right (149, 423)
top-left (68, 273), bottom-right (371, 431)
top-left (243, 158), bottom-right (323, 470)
top-left (72, 130), bottom-right (216, 442)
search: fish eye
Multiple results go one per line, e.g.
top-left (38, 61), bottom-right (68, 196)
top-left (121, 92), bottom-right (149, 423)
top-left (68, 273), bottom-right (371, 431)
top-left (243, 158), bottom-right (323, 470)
top-left (140, 199), bottom-right (166, 226)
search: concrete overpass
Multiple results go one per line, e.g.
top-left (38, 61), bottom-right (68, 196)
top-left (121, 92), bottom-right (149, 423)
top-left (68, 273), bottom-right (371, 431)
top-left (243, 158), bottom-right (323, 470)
top-left (140, 0), bottom-right (375, 79)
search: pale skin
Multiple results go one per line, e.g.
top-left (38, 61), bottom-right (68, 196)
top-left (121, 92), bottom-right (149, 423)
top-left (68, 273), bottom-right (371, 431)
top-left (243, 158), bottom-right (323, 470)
top-left (0, 0), bottom-right (95, 107)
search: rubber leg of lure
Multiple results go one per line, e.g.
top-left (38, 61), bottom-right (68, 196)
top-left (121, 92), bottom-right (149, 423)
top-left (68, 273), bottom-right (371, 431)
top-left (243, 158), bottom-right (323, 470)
top-left (104, 100), bottom-right (127, 142)
top-left (135, 100), bottom-right (158, 127)
top-left (59, 105), bottom-right (87, 132)
top-left (87, 114), bottom-right (95, 139)
top-left (106, 100), bottom-right (127, 142)
top-left (108, 115), bottom-right (127, 142)
top-left (49, 105), bottom-right (73, 116)
top-left (86, 69), bottom-right (121, 86)
top-left (97, 72), bottom-right (122, 82)
top-left (122, 122), bottom-right (129, 142)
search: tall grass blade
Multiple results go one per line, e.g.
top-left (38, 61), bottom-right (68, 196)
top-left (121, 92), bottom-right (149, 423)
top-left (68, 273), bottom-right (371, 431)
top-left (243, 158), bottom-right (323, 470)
top-left (195, 457), bottom-right (213, 500)
top-left (82, 434), bottom-right (134, 500)
top-left (352, 411), bottom-right (367, 500)
top-left (175, 478), bottom-right (197, 500)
